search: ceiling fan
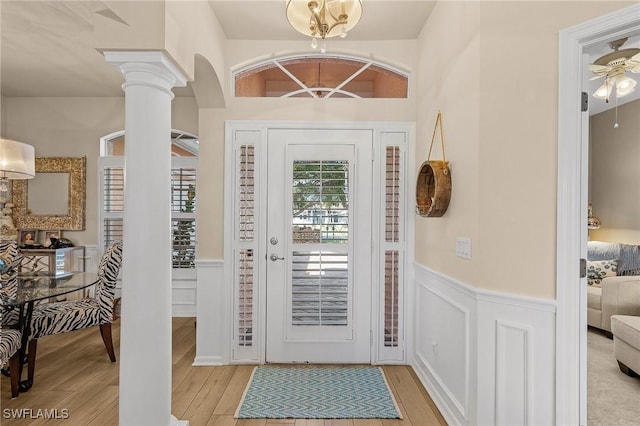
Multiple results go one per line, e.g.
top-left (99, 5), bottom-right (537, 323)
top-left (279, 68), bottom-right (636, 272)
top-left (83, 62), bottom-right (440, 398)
top-left (590, 37), bottom-right (640, 103)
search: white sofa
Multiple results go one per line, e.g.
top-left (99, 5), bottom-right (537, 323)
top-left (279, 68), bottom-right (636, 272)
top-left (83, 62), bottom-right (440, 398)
top-left (587, 241), bottom-right (640, 335)
top-left (588, 276), bottom-right (640, 334)
top-left (611, 315), bottom-right (640, 377)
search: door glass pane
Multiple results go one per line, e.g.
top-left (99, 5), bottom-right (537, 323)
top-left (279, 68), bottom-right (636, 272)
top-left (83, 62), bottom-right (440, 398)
top-left (291, 251), bottom-right (348, 326)
top-left (290, 159), bottom-right (350, 327)
top-left (292, 160), bottom-right (349, 244)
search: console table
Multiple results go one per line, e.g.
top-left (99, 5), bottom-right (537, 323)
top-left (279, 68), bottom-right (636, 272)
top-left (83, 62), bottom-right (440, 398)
top-left (18, 246), bottom-right (86, 276)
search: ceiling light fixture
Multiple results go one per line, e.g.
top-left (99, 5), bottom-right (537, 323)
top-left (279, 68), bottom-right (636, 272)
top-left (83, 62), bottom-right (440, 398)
top-left (590, 38), bottom-right (640, 128)
top-left (286, 0), bottom-right (363, 52)
top-left (590, 38), bottom-right (640, 102)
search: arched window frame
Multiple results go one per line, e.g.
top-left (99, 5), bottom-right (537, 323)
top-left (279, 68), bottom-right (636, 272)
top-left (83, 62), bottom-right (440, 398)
top-left (233, 54), bottom-right (409, 99)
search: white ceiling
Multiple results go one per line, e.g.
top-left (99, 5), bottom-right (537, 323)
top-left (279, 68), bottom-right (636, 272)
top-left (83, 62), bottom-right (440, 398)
top-left (0, 0), bottom-right (436, 98)
top-left (1, 0), bottom-right (637, 116)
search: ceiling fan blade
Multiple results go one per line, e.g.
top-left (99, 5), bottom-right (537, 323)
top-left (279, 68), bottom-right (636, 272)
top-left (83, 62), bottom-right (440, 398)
top-left (630, 51), bottom-right (640, 62)
top-left (589, 64), bottom-right (609, 73)
top-left (589, 75), bottom-right (605, 80)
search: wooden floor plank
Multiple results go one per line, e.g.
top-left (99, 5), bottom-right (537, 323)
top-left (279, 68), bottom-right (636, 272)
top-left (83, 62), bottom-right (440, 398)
top-left (1, 319), bottom-right (446, 426)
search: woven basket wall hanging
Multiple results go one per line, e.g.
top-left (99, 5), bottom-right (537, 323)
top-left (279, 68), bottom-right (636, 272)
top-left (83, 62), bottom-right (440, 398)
top-left (416, 111), bottom-right (451, 217)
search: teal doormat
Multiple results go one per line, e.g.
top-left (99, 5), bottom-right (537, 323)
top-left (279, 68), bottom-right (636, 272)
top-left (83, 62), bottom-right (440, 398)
top-left (235, 366), bottom-right (403, 419)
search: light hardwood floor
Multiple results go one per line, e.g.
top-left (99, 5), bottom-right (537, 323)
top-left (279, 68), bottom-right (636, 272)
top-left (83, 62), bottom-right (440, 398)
top-left (1, 318), bottom-right (447, 425)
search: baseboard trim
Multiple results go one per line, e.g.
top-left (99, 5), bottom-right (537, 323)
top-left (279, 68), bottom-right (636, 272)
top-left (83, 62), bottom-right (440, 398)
top-left (192, 355), bottom-right (226, 366)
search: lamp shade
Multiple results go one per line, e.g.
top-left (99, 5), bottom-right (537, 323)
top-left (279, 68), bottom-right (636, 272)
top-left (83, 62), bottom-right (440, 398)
top-left (0, 138), bottom-right (35, 179)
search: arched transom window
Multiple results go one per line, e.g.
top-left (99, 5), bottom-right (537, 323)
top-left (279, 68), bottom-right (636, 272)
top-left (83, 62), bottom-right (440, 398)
top-left (234, 55), bottom-right (408, 99)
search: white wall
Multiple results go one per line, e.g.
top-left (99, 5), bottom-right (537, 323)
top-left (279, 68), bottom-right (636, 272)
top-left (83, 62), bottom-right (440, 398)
top-left (590, 99), bottom-right (640, 244)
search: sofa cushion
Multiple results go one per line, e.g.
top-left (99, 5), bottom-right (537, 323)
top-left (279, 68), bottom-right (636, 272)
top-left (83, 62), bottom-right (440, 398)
top-left (587, 259), bottom-right (618, 286)
top-left (587, 285), bottom-right (602, 310)
top-left (611, 315), bottom-right (640, 350)
top-left (588, 241), bottom-right (640, 276)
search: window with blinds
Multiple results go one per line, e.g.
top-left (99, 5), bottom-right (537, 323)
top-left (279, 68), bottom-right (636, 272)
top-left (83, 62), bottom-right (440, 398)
top-left (383, 146), bottom-right (401, 348)
top-left (102, 167), bottom-right (124, 247)
top-left (98, 132), bottom-right (198, 267)
top-left (291, 251), bottom-right (349, 326)
top-left (292, 160), bottom-right (349, 243)
top-left (171, 167), bottom-right (197, 268)
top-left (290, 160), bottom-right (350, 328)
top-left (235, 144), bottom-right (256, 349)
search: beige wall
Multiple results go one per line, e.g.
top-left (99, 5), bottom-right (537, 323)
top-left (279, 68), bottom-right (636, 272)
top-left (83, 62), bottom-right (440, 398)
top-left (415, 1), bottom-right (634, 299)
top-left (3, 96), bottom-right (198, 246)
top-left (590, 99), bottom-right (640, 244)
top-left (3, 1), bottom-right (635, 296)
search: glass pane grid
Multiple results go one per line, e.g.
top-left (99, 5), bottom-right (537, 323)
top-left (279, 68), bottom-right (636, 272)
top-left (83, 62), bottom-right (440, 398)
top-left (103, 218), bottom-right (123, 247)
top-left (238, 145), bottom-right (255, 242)
top-left (292, 160), bottom-right (349, 244)
top-left (103, 167), bottom-right (124, 213)
top-left (172, 218), bottom-right (196, 268)
top-left (384, 250), bottom-right (399, 347)
top-left (171, 167), bottom-right (197, 213)
top-left (238, 249), bottom-right (254, 347)
top-left (291, 251), bottom-right (348, 326)
top-left (385, 147), bottom-right (400, 243)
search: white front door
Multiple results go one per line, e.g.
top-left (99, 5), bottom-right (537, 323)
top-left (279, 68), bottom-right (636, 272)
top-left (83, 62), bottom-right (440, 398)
top-left (265, 129), bottom-right (373, 363)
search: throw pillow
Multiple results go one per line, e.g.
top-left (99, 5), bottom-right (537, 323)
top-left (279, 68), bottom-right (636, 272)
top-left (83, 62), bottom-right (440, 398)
top-left (587, 259), bottom-right (618, 286)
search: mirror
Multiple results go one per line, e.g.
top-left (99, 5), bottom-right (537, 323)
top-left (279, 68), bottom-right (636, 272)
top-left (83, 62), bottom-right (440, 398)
top-left (12, 157), bottom-right (86, 230)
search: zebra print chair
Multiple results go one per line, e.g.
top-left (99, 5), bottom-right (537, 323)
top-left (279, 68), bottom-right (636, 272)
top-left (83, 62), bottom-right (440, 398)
top-left (0, 240), bottom-right (19, 311)
top-left (0, 329), bottom-right (22, 398)
top-left (1, 240), bottom-right (22, 398)
top-left (27, 241), bottom-right (123, 378)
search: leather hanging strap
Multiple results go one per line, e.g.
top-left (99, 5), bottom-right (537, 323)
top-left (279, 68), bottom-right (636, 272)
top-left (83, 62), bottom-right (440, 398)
top-left (427, 111), bottom-right (446, 162)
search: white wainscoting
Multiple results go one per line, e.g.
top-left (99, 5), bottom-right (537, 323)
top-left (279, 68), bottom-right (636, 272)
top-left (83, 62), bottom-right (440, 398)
top-left (412, 263), bottom-right (556, 426)
top-left (172, 268), bottom-right (197, 317)
top-left (193, 259), bottom-right (227, 366)
top-left (97, 242), bottom-right (198, 318)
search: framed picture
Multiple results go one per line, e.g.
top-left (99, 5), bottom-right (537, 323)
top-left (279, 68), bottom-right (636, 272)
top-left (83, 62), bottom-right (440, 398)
top-left (41, 230), bottom-right (62, 248)
top-left (19, 229), bottom-right (38, 247)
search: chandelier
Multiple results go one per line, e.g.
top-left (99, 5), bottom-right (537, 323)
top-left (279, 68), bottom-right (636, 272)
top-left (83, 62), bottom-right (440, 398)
top-left (286, 0), bottom-right (363, 52)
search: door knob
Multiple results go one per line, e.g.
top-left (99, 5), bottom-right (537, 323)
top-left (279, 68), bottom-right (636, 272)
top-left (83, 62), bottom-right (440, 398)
top-left (270, 254), bottom-right (284, 261)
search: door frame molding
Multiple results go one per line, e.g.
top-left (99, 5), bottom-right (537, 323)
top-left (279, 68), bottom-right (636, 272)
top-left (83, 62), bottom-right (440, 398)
top-left (265, 133), bottom-right (373, 363)
top-left (556, 5), bottom-right (640, 425)
top-left (224, 120), bottom-right (415, 365)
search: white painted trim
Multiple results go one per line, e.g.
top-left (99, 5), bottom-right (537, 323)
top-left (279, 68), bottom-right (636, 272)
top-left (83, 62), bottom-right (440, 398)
top-left (494, 320), bottom-right (534, 426)
top-left (224, 120), bottom-right (414, 365)
top-left (103, 51), bottom-right (188, 87)
top-left (412, 262), bottom-right (556, 426)
top-left (194, 259), bottom-right (227, 366)
top-left (557, 6), bottom-right (640, 425)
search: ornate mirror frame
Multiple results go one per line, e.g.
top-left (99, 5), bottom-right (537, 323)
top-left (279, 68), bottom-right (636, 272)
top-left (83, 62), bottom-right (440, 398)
top-left (12, 157), bottom-right (86, 230)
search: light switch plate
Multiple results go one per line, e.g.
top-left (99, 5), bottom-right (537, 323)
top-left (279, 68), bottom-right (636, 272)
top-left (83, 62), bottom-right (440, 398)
top-left (455, 237), bottom-right (472, 259)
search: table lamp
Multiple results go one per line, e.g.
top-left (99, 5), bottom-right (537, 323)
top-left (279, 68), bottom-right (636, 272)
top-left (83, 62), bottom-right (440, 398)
top-left (0, 138), bottom-right (35, 240)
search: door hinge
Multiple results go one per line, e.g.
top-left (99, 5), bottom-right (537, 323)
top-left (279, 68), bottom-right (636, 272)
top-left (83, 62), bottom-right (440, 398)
top-left (580, 258), bottom-right (587, 278)
top-left (581, 92), bottom-right (588, 112)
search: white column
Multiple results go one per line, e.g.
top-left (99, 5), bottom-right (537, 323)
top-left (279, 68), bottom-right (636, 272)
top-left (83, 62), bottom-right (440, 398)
top-left (104, 51), bottom-right (188, 426)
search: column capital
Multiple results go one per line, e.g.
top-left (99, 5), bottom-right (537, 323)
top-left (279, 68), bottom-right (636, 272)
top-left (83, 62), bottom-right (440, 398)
top-left (104, 51), bottom-right (188, 95)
